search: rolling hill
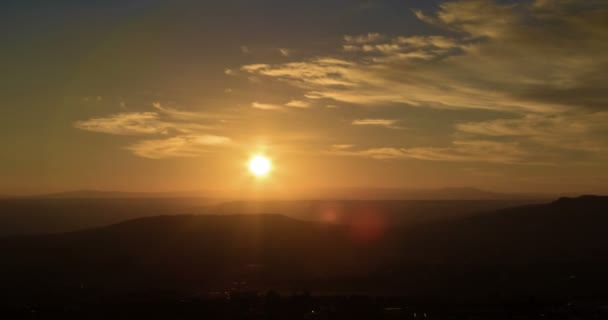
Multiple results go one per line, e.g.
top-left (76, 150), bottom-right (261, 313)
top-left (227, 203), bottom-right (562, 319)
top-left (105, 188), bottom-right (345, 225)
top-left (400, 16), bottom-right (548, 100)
top-left (1, 196), bottom-right (607, 300)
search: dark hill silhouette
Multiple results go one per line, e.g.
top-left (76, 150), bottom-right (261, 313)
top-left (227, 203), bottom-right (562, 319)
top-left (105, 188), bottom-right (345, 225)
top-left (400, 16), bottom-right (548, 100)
top-left (203, 198), bottom-right (544, 227)
top-left (393, 195), bottom-right (608, 265)
top-left (0, 198), bottom-right (541, 235)
top-left (1, 196), bottom-right (608, 300)
top-left (0, 214), bottom-right (373, 292)
top-left (326, 186), bottom-right (529, 200)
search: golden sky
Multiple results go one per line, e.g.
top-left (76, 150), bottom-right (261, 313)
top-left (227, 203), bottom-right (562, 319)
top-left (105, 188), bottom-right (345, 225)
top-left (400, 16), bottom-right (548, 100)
top-left (2, 0), bottom-right (608, 196)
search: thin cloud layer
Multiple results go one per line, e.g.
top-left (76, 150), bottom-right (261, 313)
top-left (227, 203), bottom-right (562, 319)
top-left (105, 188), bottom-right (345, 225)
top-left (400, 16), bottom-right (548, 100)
top-left (344, 33), bottom-right (385, 44)
top-left (241, 0), bottom-right (608, 164)
top-left (352, 119), bottom-right (403, 129)
top-left (456, 112), bottom-right (608, 151)
top-left (73, 0), bottom-right (608, 166)
top-left (75, 104), bottom-right (228, 159)
top-left (243, 0), bottom-right (608, 114)
top-left (252, 102), bottom-right (284, 111)
top-left (153, 103), bottom-right (233, 121)
top-left (332, 140), bottom-right (527, 164)
top-left (285, 100), bottom-right (310, 108)
top-left (74, 112), bottom-right (172, 135)
top-left (127, 135), bottom-right (231, 159)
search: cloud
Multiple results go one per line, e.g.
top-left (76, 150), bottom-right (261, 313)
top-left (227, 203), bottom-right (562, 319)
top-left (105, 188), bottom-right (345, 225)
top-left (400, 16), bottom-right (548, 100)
top-left (344, 33), bottom-right (385, 44)
top-left (74, 110), bottom-right (217, 136)
top-left (243, 56), bottom-right (563, 114)
top-left (331, 144), bottom-right (354, 150)
top-left (75, 103), bottom-right (233, 159)
top-left (74, 112), bottom-right (172, 135)
top-left (241, 64), bottom-right (269, 72)
top-left (252, 102), bottom-right (284, 111)
top-left (127, 135), bottom-right (232, 159)
top-left (152, 102), bottom-right (232, 121)
top-left (76, 0), bottom-right (608, 166)
top-left (343, 35), bottom-right (465, 62)
top-left (279, 48), bottom-right (291, 57)
top-left (352, 119), bottom-right (403, 129)
top-left (239, 0), bottom-right (608, 165)
top-left (332, 140), bottom-right (527, 163)
top-left (242, 0), bottom-right (608, 114)
top-left (456, 112), bottom-right (608, 151)
top-left (285, 100), bottom-right (310, 108)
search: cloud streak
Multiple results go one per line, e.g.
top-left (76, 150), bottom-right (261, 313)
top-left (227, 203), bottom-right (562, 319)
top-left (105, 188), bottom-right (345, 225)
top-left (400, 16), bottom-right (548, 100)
top-left (127, 135), bottom-right (232, 159)
top-left (75, 103), bottom-right (232, 159)
top-left (243, 0), bottom-right (608, 114)
top-left (239, 0), bottom-right (608, 165)
top-left (456, 112), bottom-right (608, 151)
top-left (352, 119), bottom-right (403, 129)
top-left (252, 102), bottom-right (284, 111)
top-left (74, 112), bottom-right (172, 135)
top-left (332, 140), bottom-right (527, 164)
top-left (285, 100), bottom-right (310, 108)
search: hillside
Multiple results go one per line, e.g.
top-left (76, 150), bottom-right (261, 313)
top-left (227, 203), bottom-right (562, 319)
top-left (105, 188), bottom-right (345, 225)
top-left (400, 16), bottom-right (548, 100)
top-left (1, 196), bottom-right (608, 299)
top-left (0, 198), bottom-right (541, 235)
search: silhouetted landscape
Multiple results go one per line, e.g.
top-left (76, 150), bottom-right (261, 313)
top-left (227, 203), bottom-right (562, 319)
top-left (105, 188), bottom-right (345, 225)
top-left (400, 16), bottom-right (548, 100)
top-left (2, 195), bottom-right (608, 318)
top-left (0, 188), bottom-right (544, 235)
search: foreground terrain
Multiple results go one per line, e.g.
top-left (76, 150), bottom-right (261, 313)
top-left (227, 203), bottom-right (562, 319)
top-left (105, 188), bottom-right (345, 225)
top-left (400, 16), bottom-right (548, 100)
top-left (1, 196), bottom-right (607, 318)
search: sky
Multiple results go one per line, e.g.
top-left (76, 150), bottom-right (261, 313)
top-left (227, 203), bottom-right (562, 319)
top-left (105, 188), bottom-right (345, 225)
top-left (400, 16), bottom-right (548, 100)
top-left (1, 0), bottom-right (608, 196)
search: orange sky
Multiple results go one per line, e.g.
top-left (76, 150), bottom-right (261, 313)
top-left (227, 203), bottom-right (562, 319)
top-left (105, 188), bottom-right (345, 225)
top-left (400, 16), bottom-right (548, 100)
top-left (2, 0), bottom-right (608, 196)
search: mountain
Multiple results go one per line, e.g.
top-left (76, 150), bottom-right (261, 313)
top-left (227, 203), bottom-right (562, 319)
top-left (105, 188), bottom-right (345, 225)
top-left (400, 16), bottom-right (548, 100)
top-left (29, 190), bottom-right (206, 199)
top-left (209, 199), bottom-right (543, 226)
top-left (0, 198), bottom-right (541, 236)
top-left (394, 195), bottom-right (608, 264)
top-left (1, 196), bottom-right (607, 300)
top-left (0, 214), bottom-right (367, 292)
top-left (293, 186), bottom-right (549, 200)
top-left (0, 197), bottom-right (212, 235)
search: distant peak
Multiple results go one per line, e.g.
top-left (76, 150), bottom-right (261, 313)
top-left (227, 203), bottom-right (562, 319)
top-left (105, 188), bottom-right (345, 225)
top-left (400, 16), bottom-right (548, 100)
top-left (553, 195), bottom-right (608, 206)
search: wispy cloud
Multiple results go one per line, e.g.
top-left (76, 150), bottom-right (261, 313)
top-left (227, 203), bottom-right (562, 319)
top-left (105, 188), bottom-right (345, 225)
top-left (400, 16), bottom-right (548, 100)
top-left (127, 135), bottom-right (232, 159)
top-left (243, 0), bottom-right (608, 114)
top-left (75, 103), bottom-right (232, 159)
top-left (239, 0), bottom-right (608, 165)
top-left (285, 100), bottom-right (310, 108)
top-left (152, 103), bottom-right (233, 121)
top-left (352, 119), bottom-right (403, 129)
top-left (332, 140), bottom-right (527, 164)
top-left (252, 102), bottom-right (284, 111)
top-left (456, 112), bottom-right (608, 151)
top-left (331, 144), bottom-right (354, 150)
top-left (74, 112), bottom-right (172, 135)
top-left (344, 33), bottom-right (385, 44)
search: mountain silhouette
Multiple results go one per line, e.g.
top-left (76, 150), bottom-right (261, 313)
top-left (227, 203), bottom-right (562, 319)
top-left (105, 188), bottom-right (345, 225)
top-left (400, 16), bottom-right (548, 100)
top-left (1, 196), bottom-right (607, 299)
top-left (0, 198), bottom-right (540, 235)
top-left (393, 195), bottom-right (608, 264)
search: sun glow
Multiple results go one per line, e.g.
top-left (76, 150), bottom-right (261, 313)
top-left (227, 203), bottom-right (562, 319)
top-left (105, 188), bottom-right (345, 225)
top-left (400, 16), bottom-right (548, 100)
top-left (248, 155), bottom-right (272, 177)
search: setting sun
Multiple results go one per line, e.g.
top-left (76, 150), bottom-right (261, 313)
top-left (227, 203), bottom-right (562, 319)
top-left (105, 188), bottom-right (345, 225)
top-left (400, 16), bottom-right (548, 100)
top-left (249, 155), bottom-right (272, 177)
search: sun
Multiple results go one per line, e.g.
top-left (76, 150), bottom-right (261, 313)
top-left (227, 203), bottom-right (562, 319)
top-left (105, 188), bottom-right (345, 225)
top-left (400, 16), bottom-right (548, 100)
top-left (248, 155), bottom-right (272, 177)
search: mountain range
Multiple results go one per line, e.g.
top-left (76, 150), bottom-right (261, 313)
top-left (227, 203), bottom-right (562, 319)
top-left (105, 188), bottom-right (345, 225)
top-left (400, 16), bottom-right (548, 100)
top-left (1, 195), bottom-right (607, 300)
